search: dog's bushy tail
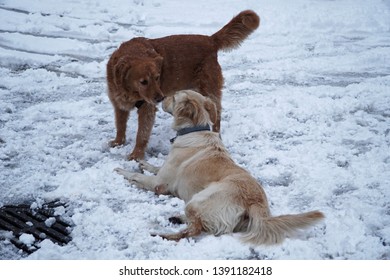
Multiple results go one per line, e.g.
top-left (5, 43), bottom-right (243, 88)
top-left (241, 206), bottom-right (324, 245)
top-left (211, 10), bottom-right (260, 51)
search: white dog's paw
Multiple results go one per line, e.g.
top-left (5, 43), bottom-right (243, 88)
top-left (114, 167), bottom-right (127, 175)
top-left (138, 160), bottom-right (159, 175)
top-left (138, 160), bottom-right (147, 169)
top-left (138, 160), bottom-right (152, 171)
top-left (114, 168), bottom-right (138, 182)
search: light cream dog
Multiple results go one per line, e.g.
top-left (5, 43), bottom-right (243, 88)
top-left (115, 90), bottom-right (324, 245)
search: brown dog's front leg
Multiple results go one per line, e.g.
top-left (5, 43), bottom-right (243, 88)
top-left (110, 107), bottom-right (130, 147)
top-left (128, 102), bottom-right (157, 160)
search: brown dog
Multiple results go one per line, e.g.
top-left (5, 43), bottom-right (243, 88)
top-left (115, 90), bottom-right (324, 245)
top-left (107, 10), bottom-right (260, 160)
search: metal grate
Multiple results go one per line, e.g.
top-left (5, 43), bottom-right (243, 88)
top-left (0, 201), bottom-right (72, 254)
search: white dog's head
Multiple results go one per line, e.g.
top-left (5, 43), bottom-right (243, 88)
top-left (163, 90), bottom-right (217, 131)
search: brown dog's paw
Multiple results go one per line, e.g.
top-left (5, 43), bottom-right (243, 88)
top-left (127, 150), bottom-right (145, 161)
top-left (108, 139), bottom-right (125, 147)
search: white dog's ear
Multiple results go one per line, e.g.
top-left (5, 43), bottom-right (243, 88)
top-left (176, 98), bottom-right (201, 123)
top-left (204, 99), bottom-right (217, 125)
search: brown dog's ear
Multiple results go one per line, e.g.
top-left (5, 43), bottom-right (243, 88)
top-left (113, 57), bottom-right (132, 90)
top-left (204, 99), bottom-right (217, 125)
top-left (154, 55), bottom-right (163, 70)
top-left (146, 48), bottom-right (163, 70)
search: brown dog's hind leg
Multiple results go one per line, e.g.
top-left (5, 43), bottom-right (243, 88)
top-left (129, 102), bottom-right (157, 160)
top-left (197, 56), bottom-right (223, 133)
top-left (210, 98), bottom-right (222, 133)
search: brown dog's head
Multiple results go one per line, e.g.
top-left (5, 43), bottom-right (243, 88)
top-left (163, 90), bottom-right (217, 131)
top-left (113, 55), bottom-right (164, 105)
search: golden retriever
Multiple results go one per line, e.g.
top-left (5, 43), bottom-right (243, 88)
top-left (115, 90), bottom-right (324, 245)
top-left (107, 10), bottom-right (260, 160)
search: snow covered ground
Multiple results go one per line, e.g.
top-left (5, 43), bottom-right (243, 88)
top-left (0, 0), bottom-right (389, 259)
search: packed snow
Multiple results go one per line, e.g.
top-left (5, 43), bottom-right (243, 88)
top-left (0, 0), bottom-right (389, 259)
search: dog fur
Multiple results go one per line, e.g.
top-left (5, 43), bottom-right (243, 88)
top-left (115, 90), bottom-right (324, 245)
top-left (107, 10), bottom-right (260, 160)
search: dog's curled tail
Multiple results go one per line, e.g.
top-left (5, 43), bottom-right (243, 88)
top-left (211, 10), bottom-right (260, 51)
top-left (241, 206), bottom-right (324, 245)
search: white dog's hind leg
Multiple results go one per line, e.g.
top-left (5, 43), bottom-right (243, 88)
top-left (158, 209), bottom-right (203, 242)
top-left (114, 168), bottom-right (159, 192)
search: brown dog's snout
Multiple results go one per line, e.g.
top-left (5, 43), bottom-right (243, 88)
top-left (155, 91), bottom-right (165, 103)
top-left (155, 95), bottom-right (164, 102)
